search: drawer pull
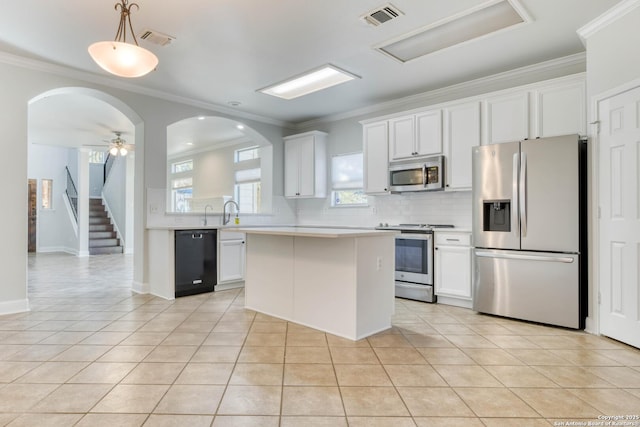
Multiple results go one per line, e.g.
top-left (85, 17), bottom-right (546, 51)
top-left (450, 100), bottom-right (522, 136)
top-left (446, 238), bottom-right (460, 242)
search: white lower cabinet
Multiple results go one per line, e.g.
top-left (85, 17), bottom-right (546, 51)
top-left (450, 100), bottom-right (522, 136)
top-left (218, 231), bottom-right (245, 285)
top-left (434, 231), bottom-right (473, 308)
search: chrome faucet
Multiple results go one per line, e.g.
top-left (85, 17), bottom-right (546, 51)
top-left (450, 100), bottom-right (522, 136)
top-left (203, 204), bottom-right (213, 226)
top-left (222, 200), bottom-right (239, 225)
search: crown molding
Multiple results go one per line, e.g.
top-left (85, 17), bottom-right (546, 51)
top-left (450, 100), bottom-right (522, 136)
top-left (296, 52), bottom-right (586, 129)
top-left (577, 0), bottom-right (640, 43)
top-left (0, 51), bottom-right (292, 129)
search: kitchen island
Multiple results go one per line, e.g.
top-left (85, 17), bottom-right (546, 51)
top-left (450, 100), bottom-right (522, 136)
top-left (236, 227), bottom-right (397, 340)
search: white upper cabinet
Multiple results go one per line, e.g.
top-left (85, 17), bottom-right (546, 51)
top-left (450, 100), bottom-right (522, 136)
top-left (443, 101), bottom-right (480, 191)
top-left (284, 131), bottom-right (327, 198)
top-left (389, 116), bottom-right (415, 160)
top-left (361, 74), bottom-right (586, 193)
top-left (483, 92), bottom-right (530, 145)
top-left (533, 78), bottom-right (586, 138)
top-left (389, 110), bottom-right (442, 161)
top-left (363, 121), bottom-right (390, 194)
top-left (416, 110), bottom-right (443, 156)
top-left (481, 75), bottom-right (586, 145)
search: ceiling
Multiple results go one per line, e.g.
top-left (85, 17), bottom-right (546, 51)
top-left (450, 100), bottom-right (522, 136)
top-left (5, 0), bottom-right (620, 148)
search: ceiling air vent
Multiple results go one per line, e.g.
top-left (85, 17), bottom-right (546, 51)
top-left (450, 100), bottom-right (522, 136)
top-left (362, 3), bottom-right (404, 27)
top-left (139, 29), bottom-right (174, 46)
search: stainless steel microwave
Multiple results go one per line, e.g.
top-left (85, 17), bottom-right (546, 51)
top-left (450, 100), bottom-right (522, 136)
top-left (389, 155), bottom-right (445, 192)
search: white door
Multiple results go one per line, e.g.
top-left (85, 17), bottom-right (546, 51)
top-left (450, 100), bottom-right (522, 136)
top-left (598, 85), bottom-right (640, 349)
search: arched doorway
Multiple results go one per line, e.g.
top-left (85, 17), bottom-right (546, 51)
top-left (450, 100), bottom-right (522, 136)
top-left (27, 87), bottom-right (143, 290)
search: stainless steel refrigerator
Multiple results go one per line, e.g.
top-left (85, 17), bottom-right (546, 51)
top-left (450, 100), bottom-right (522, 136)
top-left (472, 134), bottom-right (587, 329)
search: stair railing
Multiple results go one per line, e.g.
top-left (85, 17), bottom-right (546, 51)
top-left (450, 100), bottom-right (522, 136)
top-left (103, 152), bottom-right (116, 184)
top-left (65, 166), bottom-right (78, 221)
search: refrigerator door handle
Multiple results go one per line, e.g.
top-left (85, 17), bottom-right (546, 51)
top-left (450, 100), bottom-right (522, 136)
top-left (520, 152), bottom-right (527, 237)
top-left (512, 153), bottom-right (519, 235)
top-left (475, 250), bottom-right (574, 263)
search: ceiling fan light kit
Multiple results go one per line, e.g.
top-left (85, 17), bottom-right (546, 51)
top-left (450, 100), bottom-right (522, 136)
top-left (106, 132), bottom-right (132, 156)
top-left (88, 0), bottom-right (158, 78)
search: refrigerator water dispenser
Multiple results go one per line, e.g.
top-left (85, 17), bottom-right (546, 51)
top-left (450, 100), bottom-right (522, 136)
top-left (483, 200), bottom-right (510, 232)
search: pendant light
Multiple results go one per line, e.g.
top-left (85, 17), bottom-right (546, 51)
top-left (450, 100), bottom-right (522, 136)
top-left (88, 0), bottom-right (158, 78)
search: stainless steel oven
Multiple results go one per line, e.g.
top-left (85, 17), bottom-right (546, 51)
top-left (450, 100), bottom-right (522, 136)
top-left (395, 230), bottom-right (434, 303)
top-left (377, 224), bottom-right (437, 303)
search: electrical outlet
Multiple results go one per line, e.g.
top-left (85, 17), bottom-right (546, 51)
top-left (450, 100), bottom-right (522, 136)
top-left (376, 256), bottom-right (382, 271)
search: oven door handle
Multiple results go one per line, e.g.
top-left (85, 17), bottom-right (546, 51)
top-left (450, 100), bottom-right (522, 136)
top-left (396, 233), bottom-right (433, 240)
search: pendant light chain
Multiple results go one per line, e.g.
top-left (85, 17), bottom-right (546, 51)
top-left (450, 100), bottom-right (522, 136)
top-left (114, 1), bottom-right (140, 46)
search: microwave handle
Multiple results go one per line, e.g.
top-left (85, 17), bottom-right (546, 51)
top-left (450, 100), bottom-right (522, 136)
top-left (422, 164), bottom-right (427, 187)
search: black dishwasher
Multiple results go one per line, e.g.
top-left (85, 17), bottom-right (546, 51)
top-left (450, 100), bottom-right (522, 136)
top-left (175, 229), bottom-right (216, 297)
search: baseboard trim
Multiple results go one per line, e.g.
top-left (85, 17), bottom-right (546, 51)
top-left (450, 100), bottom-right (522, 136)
top-left (37, 247), bottom-right (79, 256)
top-left (0, 298), bottom-right (30, 316)
top-left (132, 281), bottom-right (149, 294)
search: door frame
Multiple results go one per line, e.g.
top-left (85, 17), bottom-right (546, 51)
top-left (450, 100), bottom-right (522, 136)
top-left (589, 75), bottom-right (640, 336)
top-left (28, 179), bottom-right (37, 253)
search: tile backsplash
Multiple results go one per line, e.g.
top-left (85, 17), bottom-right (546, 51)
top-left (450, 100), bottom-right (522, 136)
top-left (296, 190), bottom-right (472, 228)
top-left (146, 187), bottom-right (472, 229)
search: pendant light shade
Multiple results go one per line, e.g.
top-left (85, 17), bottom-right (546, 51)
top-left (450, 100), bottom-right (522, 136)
top-left (88, 1), bottom-right (158, 78)
top-left (89, 41), bottom-right (158, 78)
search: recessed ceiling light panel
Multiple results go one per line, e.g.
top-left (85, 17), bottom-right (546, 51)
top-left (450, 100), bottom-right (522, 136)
top-left (376, 0), bottom-right (531, 63)
top-left (258, 65), bottom-right (360, 100)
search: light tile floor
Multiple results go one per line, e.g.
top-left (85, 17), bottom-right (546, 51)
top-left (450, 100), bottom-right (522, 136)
top-left (0, 253), bottom-right (639, 426)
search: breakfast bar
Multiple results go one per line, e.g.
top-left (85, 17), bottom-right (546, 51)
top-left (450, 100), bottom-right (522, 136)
top-left (236, 227), bottom-right (397, 340)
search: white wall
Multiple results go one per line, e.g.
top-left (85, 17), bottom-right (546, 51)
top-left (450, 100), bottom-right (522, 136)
top-left (27, 143), bottom-right (78, 253)
top-left (103, 155), bottom-right (127, 243)
top-left (586, 4), bottom-right (640, 98)
top-left (89, 163), bottom-right (104, 197)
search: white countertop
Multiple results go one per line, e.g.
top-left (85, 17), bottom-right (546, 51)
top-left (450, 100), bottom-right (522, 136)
top-left (235, 226), bottom-right (398, 238)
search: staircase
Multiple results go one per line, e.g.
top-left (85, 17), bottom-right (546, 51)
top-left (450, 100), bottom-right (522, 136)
top-left (89, 198), bottom-right (123, 255)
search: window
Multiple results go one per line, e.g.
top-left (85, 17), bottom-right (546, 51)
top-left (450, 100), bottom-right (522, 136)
top-left (171, 177), bottom-right (192, 212)
top-left (235, 146), bottom-right (260, 162)
top-left (234, 168), bottom-right (261, 214)
top-left (41, 179), bottom-right (53, 209)
top-left (234, 147), bottom-right (261, 213)
top-left (331, 152), bottom-right (368, 207)
top-left (171, 159), bottom-right (193, 174)
top-left (89, 151), bottom-right (106, 163)
top-left (170, 159), bottom-right (194, 212)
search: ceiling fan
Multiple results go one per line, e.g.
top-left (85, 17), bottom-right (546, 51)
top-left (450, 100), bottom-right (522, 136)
top-left (106, 131), bottom-right (134, 156)
top-left (84, 131), bottom-right (135, 156)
